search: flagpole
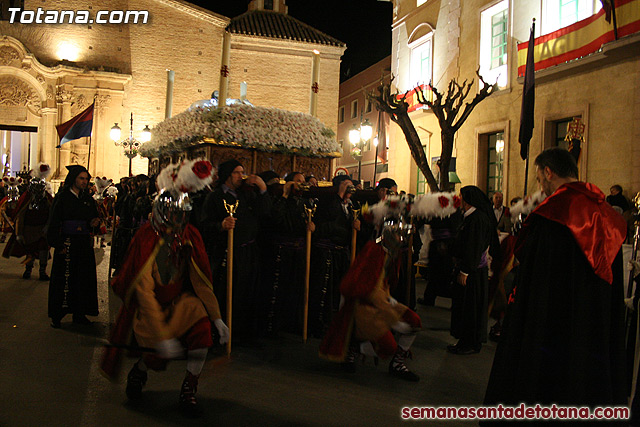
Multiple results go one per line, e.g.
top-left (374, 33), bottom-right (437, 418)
top-left (87, 135), bottom-right (91, 171)
top-left (523, 143), bottom-right (529, 197)
top-left (519, 19), bottom-right (535, 197)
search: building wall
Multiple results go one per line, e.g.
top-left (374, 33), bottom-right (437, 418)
top-left (0, 0), bottom-right (345, 181)
top-left (228, 35), bottom-right (344, 136)
top-left (387, 0), bottom-right (640, 202)
top-left (336, 56), bottom-right (391, 187)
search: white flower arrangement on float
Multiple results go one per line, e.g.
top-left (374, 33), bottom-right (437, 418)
top-left (139, 104), bottom-right (340, 158)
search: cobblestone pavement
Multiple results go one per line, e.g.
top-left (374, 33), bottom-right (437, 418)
top-left (0, 240), bottom-right (495, 426)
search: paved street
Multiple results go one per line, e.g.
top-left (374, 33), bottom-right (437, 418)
top-left (0, 241), bottom-right (496, 426)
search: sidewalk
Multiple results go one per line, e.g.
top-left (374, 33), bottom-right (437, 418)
top-left (0, 241), bottom-right (496, 426)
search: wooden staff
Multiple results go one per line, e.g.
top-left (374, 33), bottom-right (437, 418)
top-left (223, 199), bottom-right (238, 357)
top-left (350, 207), bottom-right (361, 265)
top-left (405, 217), bottom-right (414, 305)
top-left (303, 202), bottom-right (316, 343)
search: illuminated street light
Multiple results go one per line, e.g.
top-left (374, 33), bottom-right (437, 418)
top-left (111, 113), bottom-right (148, 176)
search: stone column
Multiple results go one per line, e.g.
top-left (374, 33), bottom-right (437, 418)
top-left (40, 108), bottom-right (58, 173)
top-left (56, 87), bottom-right (73, 177)
top-left (218, 31), bottom-right (231, 107)
top-left (29, 131), bottom-right (38, 169)
top-left (309, 50), bottom-right (320, 117)
top-left (165, 70), bottom-right (174, 119)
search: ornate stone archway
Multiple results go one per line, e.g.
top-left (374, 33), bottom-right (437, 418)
top-left (0, 35), bottom-right (130, 180)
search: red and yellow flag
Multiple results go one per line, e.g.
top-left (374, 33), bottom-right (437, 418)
top-left (517, 0), bottom-right (640, 76)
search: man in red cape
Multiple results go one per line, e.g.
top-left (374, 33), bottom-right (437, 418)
top-left (484, 148), bottom-right (628, 413)
top-left (319, 225), bottom-right (422, 381)
top-left (2, 167), bottom-right (53, 280)
top-left (101, 160), bottom-right (228, 417)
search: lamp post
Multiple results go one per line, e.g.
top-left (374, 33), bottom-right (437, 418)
top-left (110, 113), bottom-right (150, 176)
top-left (348, 115), bottom-right (372, 186)
top-left (372, 136), bottom-right (379, 187)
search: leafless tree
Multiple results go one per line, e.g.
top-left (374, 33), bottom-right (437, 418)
top-left (369, 69), bottom-right (497, 192)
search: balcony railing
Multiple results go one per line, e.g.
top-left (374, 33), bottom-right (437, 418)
top-left (517, 0), bottom-right (640, 77)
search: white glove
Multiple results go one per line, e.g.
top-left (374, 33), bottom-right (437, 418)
top-left (214, 318), bottom-right (229, 345)
top-left (388, 296), bottom-right (398, 307)
top-left (625, 297), bottom-right (635, 311)
top-left (391, 320), bottom-right (412, 334)
top-left (155, 338), bottom-right (183, 359)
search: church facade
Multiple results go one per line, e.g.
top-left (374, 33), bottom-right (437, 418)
top-left (0, 0), bottom-right (345, 180)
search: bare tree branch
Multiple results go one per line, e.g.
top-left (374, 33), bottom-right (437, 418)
top-left (368, 70), bottom-right (496, 193)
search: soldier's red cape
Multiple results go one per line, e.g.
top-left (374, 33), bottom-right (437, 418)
top-left (319, 241), bottom-right (387, 361)
top-left (100, 222), bottom-right (212, 380)
top-left (517, 181), bottom-right (626, 284)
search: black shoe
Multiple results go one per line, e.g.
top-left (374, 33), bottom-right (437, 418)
top-left (446, 344), bottom-right (480, 355)
top-left (389, 348), bottom-right (420, 382)
top-left (417, 297), bottom-right (434, 306)
top-left (126, 363), bottom-right (148, 401)
top-left (341, 342), bottom-right (360, 374)
top-left (22, 267), bottom-right (32, 279)
top-left (489, 322), bottom-right (502, 342)
top-left (72, 314), bottom-right (91, 325)
top-left (50, 318), bottom-right (62, 329)
top-left (179, 372), bottom-right (202, 418)
top-left (39, 273), bottom-right (50, 281)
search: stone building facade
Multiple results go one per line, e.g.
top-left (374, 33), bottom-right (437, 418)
top-left (0, 0), bottom-right (345, 180)
top-left (335, 56), bottom-right (391, 188)
top-left (385, 0), bottom-right (639, 201)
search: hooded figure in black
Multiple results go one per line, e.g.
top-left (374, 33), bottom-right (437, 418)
top-left (199, 159), bottom-right (272, 341)
top-left (47, 165), bottom-right (100, 328)
top-left (447, 185), bottom-right (499, 354)
top-left (309, 174), bottom-right (360, 337)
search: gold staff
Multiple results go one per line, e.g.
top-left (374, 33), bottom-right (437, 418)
top-left (350, 206), bottom-right (361, 265)
top-left (405, 216), bottom-right (414, 305)
top-left (223, 199), bottom-right (238, 357)
top-left (303, 201), bottom-right (316, 343)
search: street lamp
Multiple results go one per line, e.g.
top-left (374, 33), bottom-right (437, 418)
top-left (111, 113), bottom-right (148, 176)
top-left (372, 136), bottom-right (379, 187)
top-left (348, 117), bottom-right (372, 186)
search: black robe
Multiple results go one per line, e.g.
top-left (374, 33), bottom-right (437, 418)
top-left (260, 194), bottom-right (310, 335)
top-left (47, 188), bottom-right (99, 319)
top-left (309, 194), bottom-right (353, 338)
top-left (200, 185), bottom-right (272, 339)
top-left (451, 208), bottom-right (492, 349)
top-left (484, 215), bottom-right (627, 412)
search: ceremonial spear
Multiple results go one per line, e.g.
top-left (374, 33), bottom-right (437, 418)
top-left (350, 203), bottom-right (361, 265)
top-left (223, 199), bottom-right (238, 357)
top-left (302, 199), bottom-right (316, 343)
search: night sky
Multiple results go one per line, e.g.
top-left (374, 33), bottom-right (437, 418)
top-left (193, 0), bottom-right (392, 82)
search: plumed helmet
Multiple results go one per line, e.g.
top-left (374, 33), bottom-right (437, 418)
top-left (3, 176), bottom-right (22, 208)
top-left (27, 177), bottom-right (47, 209)
top-left (378, 214), bottom-right (414, 256)
top-left (152, 159), bottom-right (214, 233)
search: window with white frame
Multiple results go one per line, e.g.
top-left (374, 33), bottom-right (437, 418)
top-left (409, 36), bottom-right (432, 88)
top-left (351, 100), bottom-right (358, 119)
top-left (541, 0), bottom-right (602, 35)
top-left (338, 106), bottom-right (345, 123)
top-left (479, 0), bottom-right (508, 89)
